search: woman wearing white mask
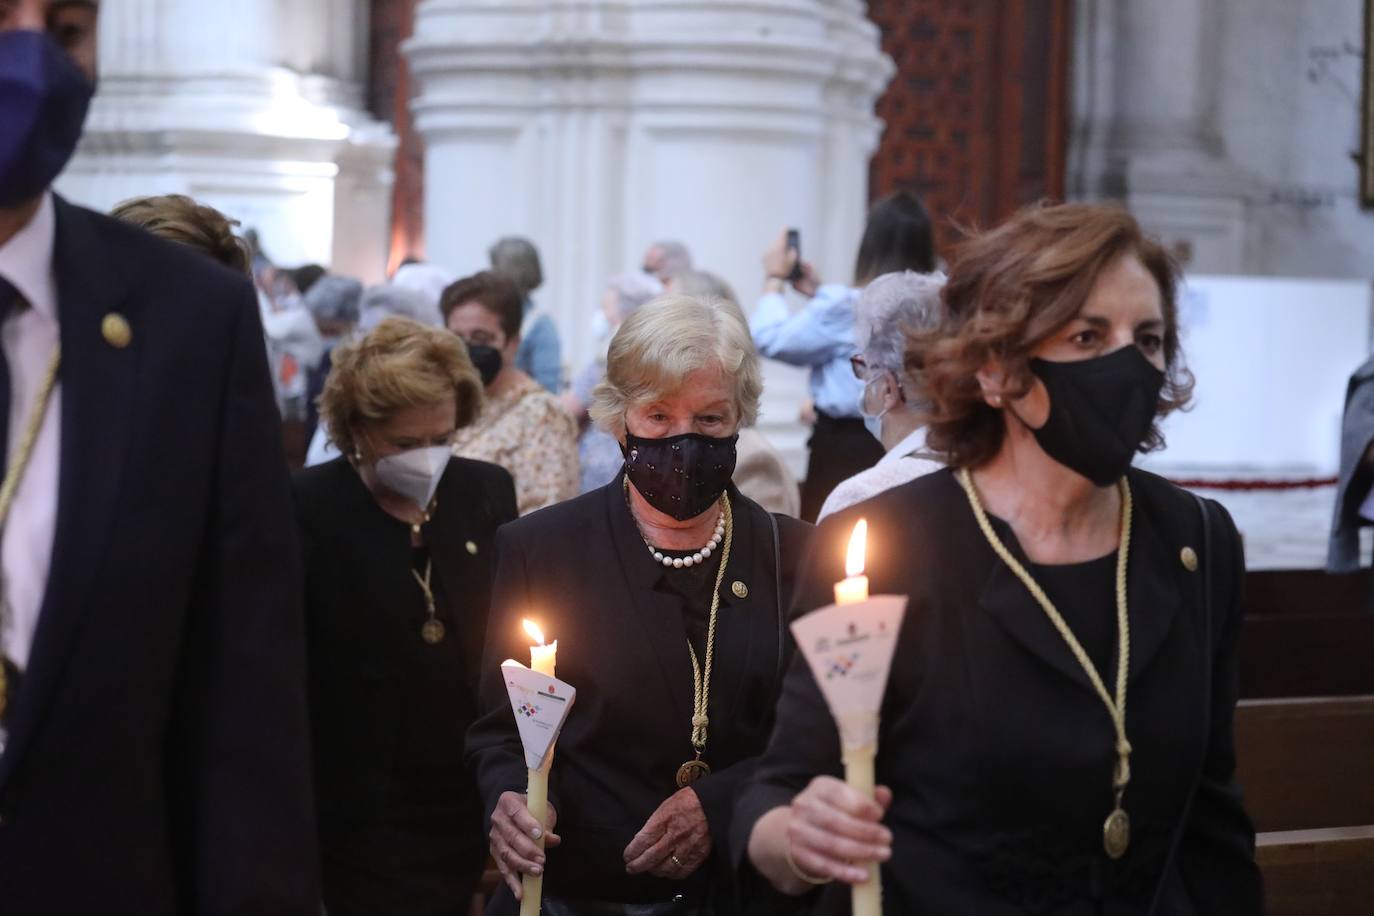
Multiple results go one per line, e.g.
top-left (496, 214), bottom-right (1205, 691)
top-left (294, 317), bottom-right (518, 915)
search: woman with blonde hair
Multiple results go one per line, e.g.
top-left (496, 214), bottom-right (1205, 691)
top-left (295, 317), bottom-right (518, 915)
top-left (467, 295), bottom-right (812, 915)
top-left (738, 203), bottom-right (1262, 914)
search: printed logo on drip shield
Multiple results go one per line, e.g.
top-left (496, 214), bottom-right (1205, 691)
top-left (825, 652), bottom-right (861, 679)
top-left (518, 702), bottom-right (540, 718)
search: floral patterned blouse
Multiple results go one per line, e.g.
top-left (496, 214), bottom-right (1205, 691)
top-left (453, 374), bottom-right (579, 516)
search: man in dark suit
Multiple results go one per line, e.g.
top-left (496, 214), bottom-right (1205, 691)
top-left (0, 2), bottom-right (319, 912)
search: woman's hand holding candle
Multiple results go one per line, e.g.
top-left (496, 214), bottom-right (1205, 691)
top-left (747, 777), bottom-right (893, 894)
top-left (489, 791), bottom-right (561, 899)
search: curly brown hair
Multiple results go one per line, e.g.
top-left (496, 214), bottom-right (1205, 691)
top-left (111, 194), bottom-right (252, 276)
top-left (908, 202), bottom-right (1194, 470)
top-left (319, 317), bottom-right (484, 460)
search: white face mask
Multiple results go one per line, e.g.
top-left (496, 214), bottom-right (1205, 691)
top-left (374, 445), bottom-right (451, 509)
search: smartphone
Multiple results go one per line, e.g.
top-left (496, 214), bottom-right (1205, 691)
top-left (785, 228), bottom-right (804, 282)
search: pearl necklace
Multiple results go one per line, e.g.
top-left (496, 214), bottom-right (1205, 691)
top-left (623, 477), bottom-right (725, 568)
top-left (644, 511), bottom-right (726, 568)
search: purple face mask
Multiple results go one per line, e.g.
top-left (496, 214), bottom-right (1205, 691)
top-left (0, 30), bottom-right (94, 207)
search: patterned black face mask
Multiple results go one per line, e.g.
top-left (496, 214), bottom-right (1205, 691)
top-left (623, 431), bottom-right (739, 521)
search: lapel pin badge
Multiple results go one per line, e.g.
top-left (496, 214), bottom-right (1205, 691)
top-left (466, 540), bottom-right (479, 556)
top-left (102, 313), bottom-right (132, 349)
top-left (1180, 546), bottom-right (1198, 572)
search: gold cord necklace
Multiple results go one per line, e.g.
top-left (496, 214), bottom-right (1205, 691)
top-left (411, 558), bottom-right (445, 645)
top-left (0, 345), bottom-right (62, 722)
top-left (957, 467), bottom-right (1135, 859)
top-left (623, 476), bottom-right (734, 787)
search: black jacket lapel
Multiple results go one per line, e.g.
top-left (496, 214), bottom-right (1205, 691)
top-left (1, 199), bottom-right (138, 781)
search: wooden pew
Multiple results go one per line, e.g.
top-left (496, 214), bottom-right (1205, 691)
top-left (1240, 569), bottom-right (1374, 699)
top-left (1236, 696), bottom-right (1374, 916)
top-left (1257, 827), bottom-right (1374, 916)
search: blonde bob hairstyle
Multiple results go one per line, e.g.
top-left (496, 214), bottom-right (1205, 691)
top-left (590, 294), bottom-right (762, 438)
top-left (319, 317), bottom-right (484, 460)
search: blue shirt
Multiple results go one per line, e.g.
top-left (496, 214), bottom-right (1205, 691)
top-left (750, 283), bottom-right (865, 418)
top-left (516, 298), bottom-right (562, 393)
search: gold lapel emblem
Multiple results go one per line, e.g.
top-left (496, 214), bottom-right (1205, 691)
top-left (465, 540), bottom-right (479, 556)
top-left (1180, 546), bottom-right (1198, 572)
top-left (731, 580), bottom-right (748, 599)
top-left (102, 313), bottom-right (132, 349)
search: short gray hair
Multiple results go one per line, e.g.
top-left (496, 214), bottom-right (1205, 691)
top-left (648, 240), bottom-right (693, 279)
top-left (856, 270), bottom-right (946, 373)
top-left (489, 236), bottom-right (544, 295)
top-left (590, 294), bottom-right (761, 437)
top-left (606, 272), bottom-right (664, 322)
top-left (357, 282), bottom-right (443, 333)
top-left (670, 269), bottom-right (738, 306)
top-left (303, 275), bottom-right (363, 325)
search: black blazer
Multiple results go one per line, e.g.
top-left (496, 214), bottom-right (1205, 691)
top-left (466, 474), bottom-right (812, 910)
top-left (293, 455), bottom-right (517, 914)
top-left (0, 199), bottom-right (318, 913)
top-left (735, 468), bottom-right (1263, 915)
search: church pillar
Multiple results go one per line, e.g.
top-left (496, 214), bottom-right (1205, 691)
top-left (1069, 0), bottom-right (1253, 272)
top-left (57, 0), bottom-right (396, 281)
top-left (405, 0), bottom-right (892, 472)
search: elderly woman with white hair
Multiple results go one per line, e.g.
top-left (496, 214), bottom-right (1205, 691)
top-left (816, 270), bottom-right (947, 520)
top-left (467, 295), bottom-right (813, 916)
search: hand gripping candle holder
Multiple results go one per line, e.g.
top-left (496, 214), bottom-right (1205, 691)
top-left (502, 660), bottom-right (577, 916)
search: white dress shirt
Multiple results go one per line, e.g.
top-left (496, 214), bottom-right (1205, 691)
top-left (0, 193), bottom-right (62, 671)
top-left (817, 425), bottom-right (942, 522)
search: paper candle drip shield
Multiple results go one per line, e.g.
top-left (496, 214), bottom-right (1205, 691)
top-left (501, 660), bottom-right (577, 771)
top-left (790, 594), bottom-right (907, 752)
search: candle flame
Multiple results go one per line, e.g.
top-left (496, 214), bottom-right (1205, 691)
top-left (523, 619), bottom-right (546, 646)
top-left (845, 519), bottom-right (868, 578)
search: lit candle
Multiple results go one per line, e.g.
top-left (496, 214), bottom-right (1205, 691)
top-left (525, 619), bottom-right (557, 677)
top-left (833, 519), bottom-right (869, 606)
top-left (521, 619), bottom-right (556, 916)
top-left (834, 519), bottom-right (881, 916)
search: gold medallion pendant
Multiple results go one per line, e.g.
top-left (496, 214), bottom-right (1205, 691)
top-left (676, 758), bottom-right (711, 788)
top-left (421, 618), bottom-right (446, 644)
top-left (1103, 807), bottom-right (1130, 859)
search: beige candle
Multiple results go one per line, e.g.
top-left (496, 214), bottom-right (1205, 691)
top-left (832, 520), bottom-right (881, 916)
top-left (521, 620), bottom-right (557, 916)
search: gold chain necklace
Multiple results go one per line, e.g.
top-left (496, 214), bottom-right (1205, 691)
top-left (623, 476), bottom-right (734, 788)
top-left (0, 345), bottom-right (62, 723)
top-left (956, 467), bottom-right (1135, 859)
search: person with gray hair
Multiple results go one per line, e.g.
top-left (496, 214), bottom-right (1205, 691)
top-left (466, 294), bottom-right (812, 916)
top-left (305, 281), bottom-right (446, 467)
top-left (816, 270), bottom-right (947, 520)
top-left (357, 281), bottom-right (443, 333)
top-left (642, 239), bottom-right (693, 282)
top-left (565, 271), bottom-right (664, 492)
top-left (489, 236), bottom-right (563, 392)
top-left (301, 274), bottom-right (364, 446)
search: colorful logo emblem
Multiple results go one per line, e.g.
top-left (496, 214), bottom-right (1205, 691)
top-left (518, 702), bottom-right (540, 718)
top-left (825, 652), bottom-right (861, 679)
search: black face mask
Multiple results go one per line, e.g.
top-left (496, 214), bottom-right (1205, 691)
top-left (623, 431), bottom-right (739, 521)
top-left (465, 342), bottom-right (503, 387)
top-left (1026, 346), bottom-right (1165, 486)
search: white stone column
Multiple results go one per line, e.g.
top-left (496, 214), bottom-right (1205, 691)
top-left (56, 0), bottom-right (396, 282)
top-left (1069, 0), bottom-right (1254, 272)
top-left (405, 0), bottom-right (892, 473)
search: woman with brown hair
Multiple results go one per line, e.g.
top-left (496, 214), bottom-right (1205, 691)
top-left (737, 203), bottom-right (1263, 914)
top-left (295, 317), bottom-right (517, 914)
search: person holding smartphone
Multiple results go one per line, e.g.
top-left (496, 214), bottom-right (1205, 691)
top-left (750, 192), bottom-right (936, 521)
